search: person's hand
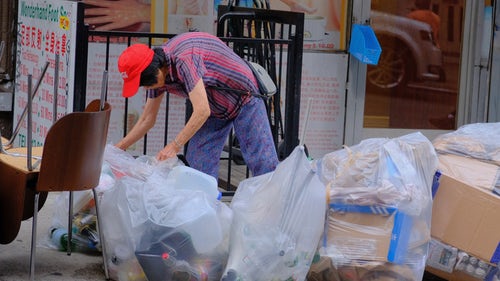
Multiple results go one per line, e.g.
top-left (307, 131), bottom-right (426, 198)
top-left (156, 142), bottom-right (181, 162)
top-left (83, 0), bottom-right (150, 31)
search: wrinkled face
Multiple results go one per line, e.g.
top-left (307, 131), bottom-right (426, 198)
top-left (144, 67), bottom-right (167, 90)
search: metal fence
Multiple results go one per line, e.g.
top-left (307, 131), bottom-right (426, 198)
top-left (81, 6), bottom-right (304, 193)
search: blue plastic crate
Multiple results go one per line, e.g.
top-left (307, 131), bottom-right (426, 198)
top-left (349, 24), bottom-right (382, 65)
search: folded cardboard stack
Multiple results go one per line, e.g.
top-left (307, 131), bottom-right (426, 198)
top-left (426, 123), bottom-right (500, 280)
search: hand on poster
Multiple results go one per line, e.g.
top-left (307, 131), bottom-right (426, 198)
top-left (83, 0), bottom-right (150, 31)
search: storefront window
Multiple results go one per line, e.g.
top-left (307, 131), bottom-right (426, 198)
top-left (364, 0), bottom-right (463, 130)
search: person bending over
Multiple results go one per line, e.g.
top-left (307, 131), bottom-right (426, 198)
top-left (116, 32), bottom-right (279, 179)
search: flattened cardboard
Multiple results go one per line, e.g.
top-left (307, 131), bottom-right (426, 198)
top-left (327, 204), bottom-right (412, 264)
top-left (438, 154), bottom-right (500, 191)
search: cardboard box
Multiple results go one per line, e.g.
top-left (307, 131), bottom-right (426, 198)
top-left (438, 153), bottom-right (500, 192)
top-left (431, 174), bottom-right (500, 264)
top-left (327, 204), bottom-right (412, 264)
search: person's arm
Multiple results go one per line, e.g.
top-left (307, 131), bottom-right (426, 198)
top-left (156, 79), bottom-right (211, 161)
top-left (115, 94), bottom-right (163, 150)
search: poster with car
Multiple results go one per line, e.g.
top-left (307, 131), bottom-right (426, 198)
top-left (13, 0), bottom-right (79, 147)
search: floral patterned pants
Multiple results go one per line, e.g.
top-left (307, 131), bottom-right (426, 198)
top-left (186, 97), bottom-right (279, 179)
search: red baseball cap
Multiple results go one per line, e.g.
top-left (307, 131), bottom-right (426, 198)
top-left (118, 44), bottom-right (154, 98)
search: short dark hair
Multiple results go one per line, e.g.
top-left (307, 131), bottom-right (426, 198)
top-left (140, 47), bottom-right (167, 86)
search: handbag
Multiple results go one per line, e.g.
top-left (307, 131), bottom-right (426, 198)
top-left (208, 60), bottom-right (277, 98)
top-left (245, 60), bottom-right (277, 96)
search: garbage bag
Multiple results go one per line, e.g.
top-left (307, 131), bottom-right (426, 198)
top-left (99, 144), bottom-right (232, 281)
top-left (312, 132), bottom-right (438, 281)
top-left (222, 146), bottom-right (327, 281)
top-left (432, 122), bottom-right (500, 165)
top-left (47, 168), bottom-right (116, 253)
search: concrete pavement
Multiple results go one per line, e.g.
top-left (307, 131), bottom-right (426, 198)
top-left (0, 192), bottom-right (107, 281)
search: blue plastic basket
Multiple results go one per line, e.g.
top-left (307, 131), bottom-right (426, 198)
top-left (349, 24), bottom-right (382, 65)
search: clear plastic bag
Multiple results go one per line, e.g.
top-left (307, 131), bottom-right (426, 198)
top-left (222, 146), bottom-right (327, 281)
top-left (432, 122), bottom-right (500, 165)
top-left (313, 132), bottom-right (438, 281)
top-left (99, 145), bottom-right (232, 281)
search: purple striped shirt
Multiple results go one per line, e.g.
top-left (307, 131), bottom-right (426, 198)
top-left (147, 32), bottom-right (259, 120)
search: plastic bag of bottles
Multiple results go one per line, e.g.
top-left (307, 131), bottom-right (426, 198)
top-left (99, 144), bottom-right (232, 281)
top-left (221, 146), bottom-right (327, 281)
top-left (47, 190), bottom-right (103, 253)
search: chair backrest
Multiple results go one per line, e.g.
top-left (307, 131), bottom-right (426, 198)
top-left (36, 99), bottom-right (111, 192)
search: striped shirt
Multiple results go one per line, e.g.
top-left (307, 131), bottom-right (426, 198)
top-left (147, 32), bottom-right (259, 120)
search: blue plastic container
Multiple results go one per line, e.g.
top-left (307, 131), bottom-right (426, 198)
top-left (349, 24), bottom-right (382, 65)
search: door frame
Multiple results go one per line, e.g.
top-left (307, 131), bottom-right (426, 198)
top-left (345, 0), bottom-right (490, 145)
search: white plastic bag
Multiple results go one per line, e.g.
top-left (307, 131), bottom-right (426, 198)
top-left (222, 146), bottom-right (327, 281)
top-left (432, 122), bottom-right (500, 165)
top-left (314, 132), bottom-right (438, 281)
top-left (99, 145), bottom-right (232, 281)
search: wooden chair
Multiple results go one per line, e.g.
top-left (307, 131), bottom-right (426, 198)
top-left (25, 99), bottom-right (111, 280)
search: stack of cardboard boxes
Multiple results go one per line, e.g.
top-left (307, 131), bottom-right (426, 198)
top-left (426, 153), bottom-right (500, 280)
top-left (307, 133), bottom-right (437, 281)
top-left (307, 126), bottom-right (500, 281)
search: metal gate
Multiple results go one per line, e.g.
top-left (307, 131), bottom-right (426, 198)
top-left (81, 6), bottom-right (304, 193)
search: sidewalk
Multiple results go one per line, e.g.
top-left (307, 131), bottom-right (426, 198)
top-left (0, 192), bottom-right (106, 281)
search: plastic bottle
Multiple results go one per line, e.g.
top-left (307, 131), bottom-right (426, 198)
top-left (493, 262), bottom-right (500, 281)
top-left (160, 253), bottom-right (208, 280)
top-left (168, 165), bottom-right (222, 201)
top-left (50, 227), bottom-right (96, 252)
top-left (165, 166), bottom-right (224, 254)
top-left (474, 261), bottom-right (489, 279)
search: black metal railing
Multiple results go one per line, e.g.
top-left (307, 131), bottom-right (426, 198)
top-left (216, 6), bottom-right (304, 191)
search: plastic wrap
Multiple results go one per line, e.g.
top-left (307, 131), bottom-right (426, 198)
top-left (437, 153), bottom-right (500, 192)
top-left (432, 122), bottom-right (500, 165)
top-left (313, 132), bottom-right (438, 281)
top-left (222, 146), bottom-right (327, 281)
top-left (99, 144), bottom-right (232, 281)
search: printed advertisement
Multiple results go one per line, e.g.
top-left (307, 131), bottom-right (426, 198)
top-left (14, 0), bottom-right (78, 147)
top-left (83, 0), bottom-right (349, 158)
top-left (267, 0), bottom-right (348, 51)
top-left (297, 52), bottom-right (347, 159)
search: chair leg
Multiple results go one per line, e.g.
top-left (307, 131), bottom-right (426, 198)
top-left (93, 189), bottom-right (109, 280)
top-left (29, 192), bottom-right (40, 281)
top-left (67, 191), bottom-right (73, 256)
